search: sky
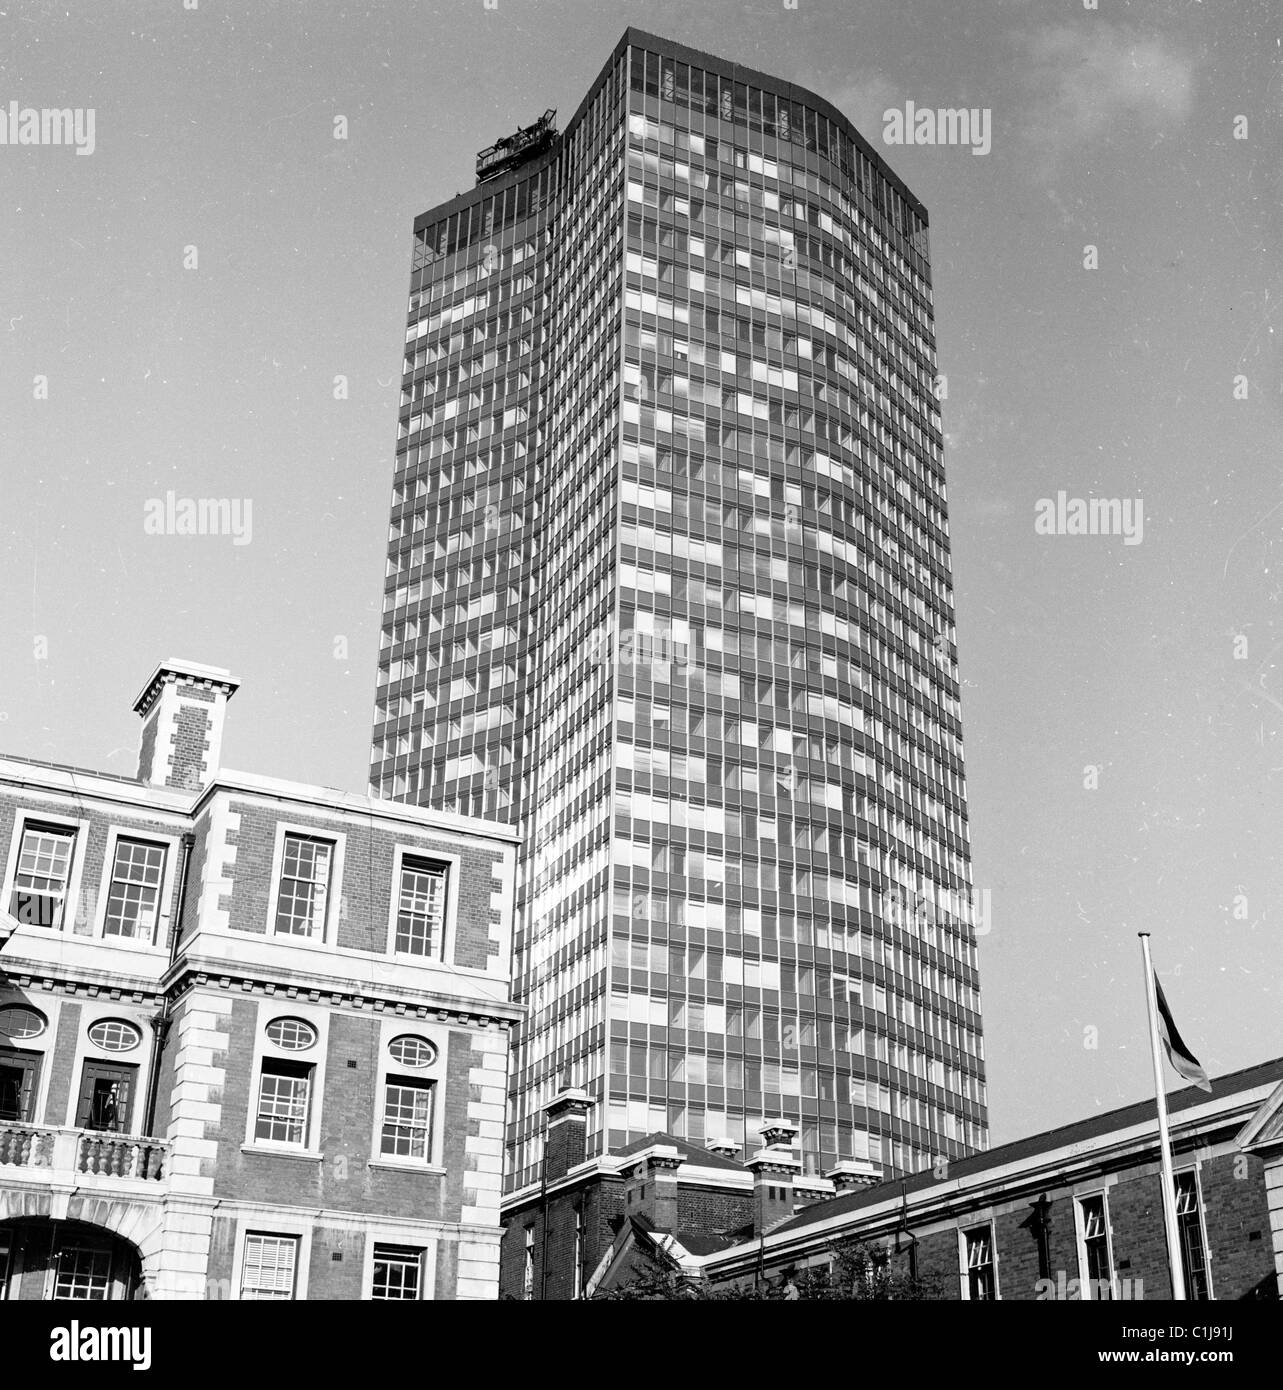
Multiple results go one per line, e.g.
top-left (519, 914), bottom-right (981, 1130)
top-left (1, 0), bottom-right (1280, 1149)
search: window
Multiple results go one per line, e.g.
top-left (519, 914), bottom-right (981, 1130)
top-left (1078, 1194), bottom-right (1114, 1299)
top-left (240, 1234), bottom-right (298, 1300)
top-left (86, 1019), bottom-right (142, 1053)
top-left (387, 1035), bottom-right (436, 1069)
top-left (10, 823), bottom-right (76, 928)
top-left (381, 1077), bottom-right (434, 1159)
top-left (255, 1058), bottom-right (313, 1145)
top-left (53, 1244), bottom-right (113, 1300)
top-left (75, 1061), bottom-right (136, 1133)
top-left (371, 1244), bottom-right (423, 1300)
top-left (265, 1017), bottom-right (317, 1052)
top-left (0, 1049), bottom-right (41, 1123)
top-left (273, 834), bottom-right (333, 938)
top-left (1174, 1171), bottom-right (1211, 1300)
top-left (103, 839), bottom-right (167, 940)
top-left (963, 1225), bottom-right (996, 1300)
top-left (0, 1006), bottom-right (46, 1040)
top-left (395, 857), bottom-right (448, 956)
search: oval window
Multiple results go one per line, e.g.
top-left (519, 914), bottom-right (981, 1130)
top-left (88, 1018), bottom-right (142, 1052)
top-left (266, 1017), bottom-right (317, 1051)
top-left (0, 1005), bottom-right (47, 1040)
top-left (388, 1035), bottom-right (436, 1069)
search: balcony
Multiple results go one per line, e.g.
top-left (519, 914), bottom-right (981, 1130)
top-left (0, 1123), bottom-right (168, 1184)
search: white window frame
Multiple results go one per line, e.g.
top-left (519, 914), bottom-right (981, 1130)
top-left (264, 821), bottom-right (346, 945)
top-left (61, 1001), bottom-right (152, 1133)
top-left (385, 844), bottom-right (460, 963)
top-left (1174, 1164), bottom-right (1215, 1301)
top-left (1074, 1189), bottom-right (1117, 1301)
top-left (230, 1223), bottom-right (312, 1301)
top-left (93, 826), bottom-right (181, 947)
top-left (957, 1221), bottom-right (999, 1301)
top-left (368, 1017), bottom-right (447, 1173)
top-left (0, 991), bottom-right (58, 1126)
top-left (242, 1001), bottom-right (328, 1156)
top-left (363, 1232), bottom-right (436, 1301)
top-left (2, 810), bottom-right (90, 935)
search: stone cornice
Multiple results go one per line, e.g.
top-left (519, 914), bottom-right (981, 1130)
top-left (132, 659), bottom-right (240, 718)
top-left (0, 963), bottom-right (160, 1006)
top-left (165, 957), bottom-right (520, 1029)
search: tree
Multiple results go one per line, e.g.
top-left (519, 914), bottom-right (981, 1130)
top-left (594, 1238), bottom-right (941, 1300)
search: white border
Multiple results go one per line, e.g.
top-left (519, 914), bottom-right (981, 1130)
top-left (242, 998), bottom-right (330, 1155)
top-left (1, 810), bottom-right (90, 935)
top-left (360, 1224), bottom-right (439, 1301)
top-left (0, 989), bottom-right (59, 1125)
top-left (60, 999), bottom-right (154, 1132)
top-left (263, 820), bottom-right (346, 947)
top-left (957, 1219), bottom-right (999, 1300)
top-left (1073, 1188), bottom-right (1117, 1300)
top-left (91, 824), bottom-right (181, 948)
top-left (367, 1015), bottom-right (448, 1172)
top-left (385, 843), bottom-right (460, 963)
top-left (229, 1219), bottom-right (313, 1301)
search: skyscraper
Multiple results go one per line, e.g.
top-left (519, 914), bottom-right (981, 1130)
top-left (370, 29), bottom-right (988, 1191)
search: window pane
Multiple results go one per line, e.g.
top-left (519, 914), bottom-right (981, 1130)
top-left (11, 824), bottom-right (75, 928)
top-left (273, 836), bottom-right (332, 937)
top-left (54, 1244), bottom-right (112, 1300)
top-left (381, 1079), bottom-right (434, 1158)
top-left (372, 1244), bottom-right (422, 1300)
top-left (255, 1062), bottom-right (311, 1144)
top-left (104, 839), bottom-right (166, 939)
top-left (395, 859), bottom-right (448, 956)
top-left (241, 1233), bottom-right (297, 1299)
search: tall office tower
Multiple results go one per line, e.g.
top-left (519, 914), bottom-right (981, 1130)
top-left (370, 29), bottom-right (988, 1191)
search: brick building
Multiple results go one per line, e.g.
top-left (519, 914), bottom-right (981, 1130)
top-left (503, 1058), bottom-right (1283, 1300)
top-left (0, 658), bottom-right (519, 1300)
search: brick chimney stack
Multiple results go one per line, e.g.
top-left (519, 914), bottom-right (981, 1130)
top-left (134, 659), bottom-right (240, 792)
top-left (747, 1121), bottom-right (802, 1237)
top-left (623, 1144), bottom-right (684, 1231)
top-left (542, 1081), bottom-right (592, 1182)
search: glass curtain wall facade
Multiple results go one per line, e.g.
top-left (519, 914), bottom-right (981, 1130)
top-left (370, 30), bottom-right (988, 1192)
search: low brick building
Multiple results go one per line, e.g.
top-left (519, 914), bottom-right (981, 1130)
top-left (0, 658), bottom-right (519, 1300)
top-left (505, 1059), bottom-right (1283, 1300)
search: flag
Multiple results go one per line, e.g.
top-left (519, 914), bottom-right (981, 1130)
top-left (1154, 973), bottom-right (1211, 1092)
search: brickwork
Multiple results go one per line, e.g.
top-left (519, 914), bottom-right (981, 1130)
top-left (0, 664), bottom-right (518, 1300)
top-left (167, 703), bottom-right (212, 791)
top-left (43, 999), bottom-right (81, 1125)
top-left (220, 798), bottom-right (505, 968)
top-left (676, 1185), bottom-right (752, 1239)
top-left (500, 1178), bottom-right (627, 1299)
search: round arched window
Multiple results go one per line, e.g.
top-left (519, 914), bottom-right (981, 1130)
top-left (0, 1005), bottom-right (47, 1040)
top-left (388, 1035), bottom-right (436, 1068)
top-left (265, 1017), bottom-right (318, 1051)
top-left (87, 1019), bottom-right (142, 1052)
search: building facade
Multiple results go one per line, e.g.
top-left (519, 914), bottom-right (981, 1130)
top-left (501, 1061), bottom-right (1283, 1301)
top-left (369, 27), bottom-right (985, 1191)
top-left (0, 659), bottom-right (519, 1300)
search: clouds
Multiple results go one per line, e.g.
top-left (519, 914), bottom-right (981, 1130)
top-left (1021, 22), bottom-right (1195, 166)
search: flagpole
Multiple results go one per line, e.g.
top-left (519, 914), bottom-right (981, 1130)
top-left (1138, 932), bottom-right (1187, 1300)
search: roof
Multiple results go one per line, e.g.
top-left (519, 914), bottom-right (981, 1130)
top-left (771, 1055), bottom-right (1283, 1237)
top-left (615, 1132), bottom-right (748, 1173)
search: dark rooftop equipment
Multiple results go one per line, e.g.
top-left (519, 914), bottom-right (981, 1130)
top-left (476, 109), bottom-right (558, 183)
